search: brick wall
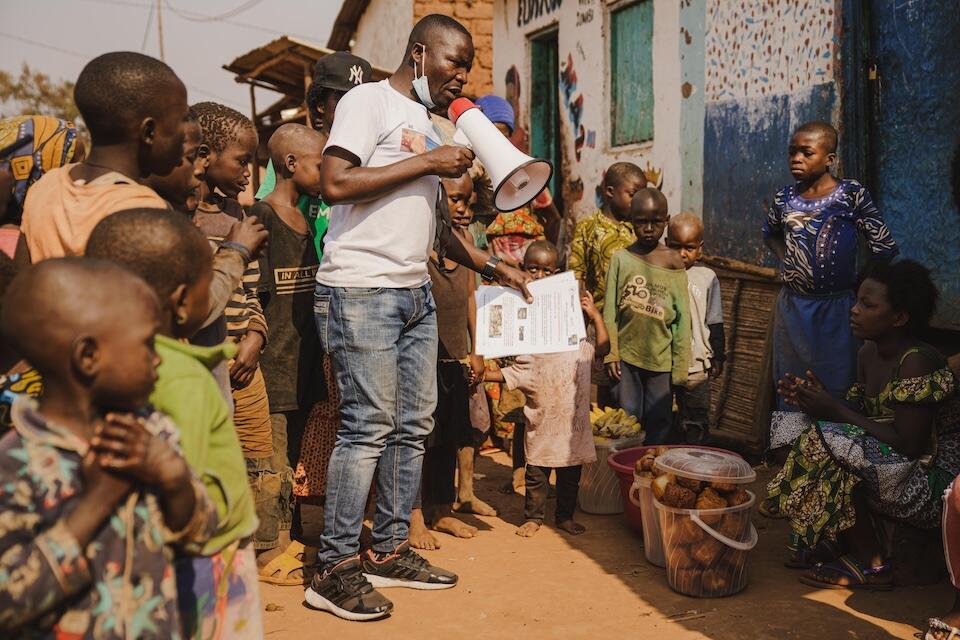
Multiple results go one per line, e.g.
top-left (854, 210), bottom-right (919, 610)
top-left (413, 0), bottom-right (494, 97)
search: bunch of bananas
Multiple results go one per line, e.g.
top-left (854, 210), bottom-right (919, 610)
top-left (590, 404), bottom-right (642, 439)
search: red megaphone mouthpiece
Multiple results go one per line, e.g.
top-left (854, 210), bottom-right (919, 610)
top-left (447, 98), bottom-right (478, 125)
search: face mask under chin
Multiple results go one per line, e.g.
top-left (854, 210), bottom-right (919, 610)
top-left (412, 43), bottom-right (436, 109)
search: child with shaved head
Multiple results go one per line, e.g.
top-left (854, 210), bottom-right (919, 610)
top-left (763, 121), bottom-right (898, 417)
top-left (666, 213), bottom-right (725, 443)
top-left (248, 123), bottom-right (327, 579)
top-left (0, 258), bottom-right (216, 637)
top-left (603, 187), bottom-right (690, 444)
top-left (86, 208), bottom-right (262, 638)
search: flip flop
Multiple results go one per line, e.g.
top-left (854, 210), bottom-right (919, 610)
top-left (799, 555), bottom-right (892, 591)
top-left (785, 540), bottom-right (842, 569)
top-left (257, 551), bottom-right (304, 586)
top-left (920, 618), bottom-right (960, 640)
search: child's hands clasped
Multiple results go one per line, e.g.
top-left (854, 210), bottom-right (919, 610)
top-left (91, 413), bottom-right (189, 491)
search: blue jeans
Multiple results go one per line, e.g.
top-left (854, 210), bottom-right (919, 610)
top-left (612, 362), bottom-right (673, 444)
top-left (313, 283), bottom-right (438, 568)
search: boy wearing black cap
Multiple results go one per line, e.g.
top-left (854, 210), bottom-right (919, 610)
top-left (255, 51), bottom-right (373, 258)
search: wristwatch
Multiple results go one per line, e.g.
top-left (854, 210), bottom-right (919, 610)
top-left (481, 255), bottom-right (502, 282)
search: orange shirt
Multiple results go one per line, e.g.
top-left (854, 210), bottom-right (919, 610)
top-left (21, 164), bottom-right (167, 261)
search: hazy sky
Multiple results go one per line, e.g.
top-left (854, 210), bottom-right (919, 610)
top-left (0, 0), bottom-right (346, 113)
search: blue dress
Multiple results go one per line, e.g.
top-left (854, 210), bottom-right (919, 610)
top-left (762, 179), bottom-right (898, 411)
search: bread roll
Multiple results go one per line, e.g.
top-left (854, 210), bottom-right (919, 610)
top-left (662, 483), bottom-right (697, 509)
top-left (691, 537), bottom-right (725, 567)
top-left (695, 487), bottom-right (729, 525)
top-left (676, 476), bottom-right (702, 492)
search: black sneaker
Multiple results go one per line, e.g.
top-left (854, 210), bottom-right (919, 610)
top-left (304, 557), bottom-right (393, 621)
top-left (362, 542), bottom-right (458, 590)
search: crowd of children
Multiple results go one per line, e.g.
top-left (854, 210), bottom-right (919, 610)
top-left (0, 11), bottom-right (957, 639)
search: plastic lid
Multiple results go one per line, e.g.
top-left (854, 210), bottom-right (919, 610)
top-left (652, 447), bottom-right (756, 484)
top-left (447, 97), bottom-right (477, 124)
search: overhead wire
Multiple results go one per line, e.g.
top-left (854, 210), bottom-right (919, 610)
top-left (0, 31), bottom-right (246, 110)
top-left (78, 0), bottom-right (318, 41)
top-left (140, 1), bottom-right (155, 52)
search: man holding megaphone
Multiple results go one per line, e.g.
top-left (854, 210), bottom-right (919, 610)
top-left (307, 14), bottom-right (536, 622)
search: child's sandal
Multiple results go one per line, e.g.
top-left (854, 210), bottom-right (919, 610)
top-left (798, 555), bottom-right (892, 591)
top-left (257, 552), bottom-right (304, 586)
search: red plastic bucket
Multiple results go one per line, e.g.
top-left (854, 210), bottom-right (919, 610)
top-left (607, 445), bottom-right (737, 538)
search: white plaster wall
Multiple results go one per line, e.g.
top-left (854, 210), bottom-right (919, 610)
top-left (705, 0), bottom-right (836, 102)
top-left (493, 0), bottom-right (683, 224)
top-left (351, 0), bottom-right (414, 71)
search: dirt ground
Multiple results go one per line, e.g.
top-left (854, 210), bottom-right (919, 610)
top-left (261, 450), bottom-right (946, 639)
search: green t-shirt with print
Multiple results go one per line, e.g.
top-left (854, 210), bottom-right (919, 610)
top-left (255, 159), bottom-right (330, 259)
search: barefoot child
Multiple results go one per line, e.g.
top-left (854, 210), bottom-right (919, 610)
top-left (19, 52), bottom-right (185, 263)
top-left (250, 124), bottom-right (327, 555)
top-left (410, 173), bottom-right (486, 550)
top-left (486, 241), bottom-right (609, 536)
top-left (0, 258), bottom-right (216, 637)
top-left (86, 209), bottom-right (262, 638)
top-left (604, 187), bottom-right (690, 444)
top-left (665, 213), bottom-right (725, 443)
top-left (763, 122), bottom-right (897, 410)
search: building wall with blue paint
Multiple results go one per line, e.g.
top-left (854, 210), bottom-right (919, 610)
top-left (491, 0), bottom-right (960, 325)
top-left (865, 0), bottom-right (960, 328)
top-left (700, 0), bottom-right (840, 266)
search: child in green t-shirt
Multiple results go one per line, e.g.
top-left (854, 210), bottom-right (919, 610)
top-left (603, 187), bottom-right (691, 444)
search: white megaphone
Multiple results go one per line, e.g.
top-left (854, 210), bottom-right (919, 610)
top-left (447, 98), bottom-right (553, 212)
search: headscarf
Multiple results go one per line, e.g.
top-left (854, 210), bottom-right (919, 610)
top-left (476, 95), bottom-right (515, 134)
top-left (0, 115), bottom-right (81, 208)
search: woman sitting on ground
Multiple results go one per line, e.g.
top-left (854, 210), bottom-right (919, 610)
top-left (767, 259), bottom-right (960, 590)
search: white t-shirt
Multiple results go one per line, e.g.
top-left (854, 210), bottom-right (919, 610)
top-left (686, 265), bottom-right (724, 374)
top-left (316, 80), bottom-right (441, 288)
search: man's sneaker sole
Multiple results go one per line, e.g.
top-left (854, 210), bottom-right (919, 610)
top-left (363, 573), bottom-right (458, 590)
top-left (304, 586), bottom-right (392, 621)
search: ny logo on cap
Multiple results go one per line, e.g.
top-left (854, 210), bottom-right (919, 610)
top-left (350, 65), bottom-right (364, 85)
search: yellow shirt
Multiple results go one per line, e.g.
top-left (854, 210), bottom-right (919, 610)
top-left (567, 209), bottom-right (636, 312)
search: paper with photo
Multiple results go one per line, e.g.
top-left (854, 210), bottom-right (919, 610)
top-left (474, 271), bottom-right (587, 358)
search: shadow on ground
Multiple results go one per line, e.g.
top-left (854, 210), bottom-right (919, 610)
top-left (472, 452), bottom-right (948, 640)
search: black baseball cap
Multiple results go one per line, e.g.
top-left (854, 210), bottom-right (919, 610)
top-left (313, 51), bottom-right (373, 93)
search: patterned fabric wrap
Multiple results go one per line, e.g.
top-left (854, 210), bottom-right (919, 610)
top-left (486, 208), bottom-right (544, 265)
top-left (762, 179), bottom-right (898, 295)
top-left (0, 368), bottom-right (42, 433)
top-left (768, 348), bottom-right (960, 548)
top-left (0, 115), bottom-right (80, 208)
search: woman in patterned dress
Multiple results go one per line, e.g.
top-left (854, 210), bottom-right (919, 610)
top-left (768, 260), bottom-right (960, 589)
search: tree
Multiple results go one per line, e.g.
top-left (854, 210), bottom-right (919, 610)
top-left (0, 63), bottom-right (79, 123)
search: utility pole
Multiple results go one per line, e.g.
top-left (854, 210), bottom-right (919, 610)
top-left (156, 0), bottom-right (165, 61)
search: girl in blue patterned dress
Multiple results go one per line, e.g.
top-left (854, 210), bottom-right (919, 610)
top-left (767, 261), bottom-right (960, 590)
top-left (763, 122), bottom-right (898, 412)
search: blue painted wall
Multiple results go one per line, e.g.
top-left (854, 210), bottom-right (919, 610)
top-left (868, 0), bottom-right (960, 328)
top-left (702, 83), bottom-right (837, 265)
